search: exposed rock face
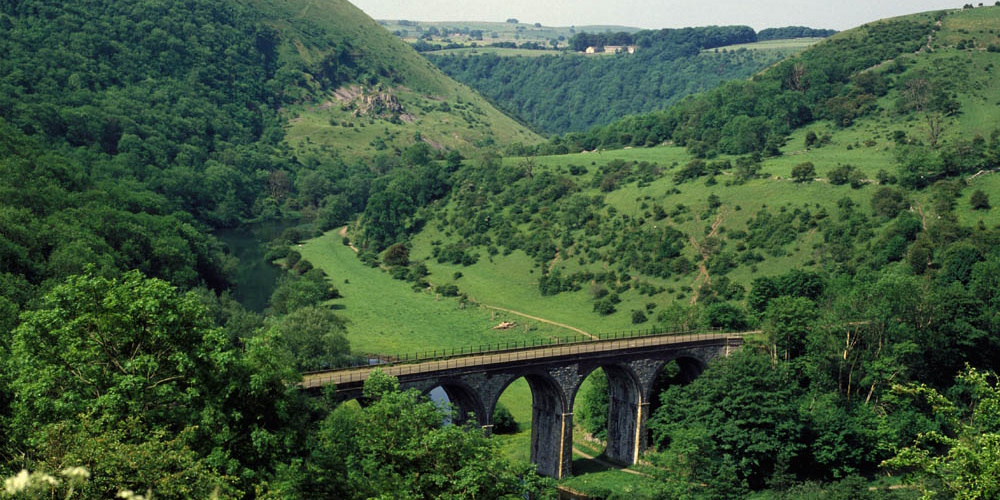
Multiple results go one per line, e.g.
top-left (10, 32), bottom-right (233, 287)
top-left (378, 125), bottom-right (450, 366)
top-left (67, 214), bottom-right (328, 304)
top-left (352, 87), bottom-right (403, 117)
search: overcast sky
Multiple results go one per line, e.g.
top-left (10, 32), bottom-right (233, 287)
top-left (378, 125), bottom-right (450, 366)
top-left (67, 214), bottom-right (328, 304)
top-left (349, 0), bottom-right (966, 31)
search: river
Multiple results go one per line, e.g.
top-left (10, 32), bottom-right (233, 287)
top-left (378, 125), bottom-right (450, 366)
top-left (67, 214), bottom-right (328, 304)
top-left (214, 220), bottom-right (296, 312)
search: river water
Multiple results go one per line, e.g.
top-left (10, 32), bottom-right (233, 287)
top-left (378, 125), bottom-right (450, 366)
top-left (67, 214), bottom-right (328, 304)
top-left (214, 220), bottom-right (295, 312)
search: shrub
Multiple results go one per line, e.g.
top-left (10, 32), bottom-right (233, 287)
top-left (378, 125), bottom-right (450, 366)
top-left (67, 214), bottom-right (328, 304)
top-left (492, 404), bottom-right (518, 434)
top-left (971, 189), bottom-right (991, 210)
top-left (791, 162), bottom-right (816, 182)
top-left (594, 299), bottom-right (617, 315)
top-left (632, 310), bottom-right (649, 324)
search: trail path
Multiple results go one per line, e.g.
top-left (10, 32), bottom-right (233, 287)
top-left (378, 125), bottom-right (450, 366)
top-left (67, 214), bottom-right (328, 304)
top-left (688, 208), bottom-right (727, 306)
top-left (482, 305), bottom-right (597, 340)
top-left (571, 447), bottom-right (650, 477)
top-left (338, 226), bottom-right (359, 253)
top-left (911, 202), bottom-right (928, 231)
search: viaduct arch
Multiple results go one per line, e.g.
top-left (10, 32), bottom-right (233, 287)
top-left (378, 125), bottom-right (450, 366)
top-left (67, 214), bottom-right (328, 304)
top-left (303, 332), bottom-right (742, 478)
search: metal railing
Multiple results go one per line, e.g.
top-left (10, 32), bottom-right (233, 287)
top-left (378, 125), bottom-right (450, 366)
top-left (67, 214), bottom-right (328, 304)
top-left (301, 328), bottom-right (751, 389)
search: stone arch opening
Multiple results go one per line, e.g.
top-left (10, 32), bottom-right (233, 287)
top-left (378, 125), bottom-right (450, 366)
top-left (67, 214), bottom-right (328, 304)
top-left (573, 364), bottom-right (644, 465)
top-left (492, 372), bottom-right (572, 478)
top-left (423, 379), bottom-right (487, 427)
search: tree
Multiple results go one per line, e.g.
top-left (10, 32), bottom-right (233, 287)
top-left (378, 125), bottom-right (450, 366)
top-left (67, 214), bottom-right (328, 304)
top-left (765, 296), bottom-right (818, 361)
top-left (648, 350), bottom-right (804, 495)
top-left (9, 270), bottom-right (230, 434)
top-left (271, 305), bottom-right (350, 371)
top-left (883, 367), bottom-right (1000, 499)
top-left (971, 189), bottom-right (991, 210)
top-left (382, 243), bottom-right (410, 267)
top-left (319, 370), bottom-right (546, 499)
top-left (828, 164), bottom-right (857, 185)
top-left (871, 186), bottom-right (909, 218)
top-left (576, 370), bottom-right (609, 440)
top-left (791, 162), bottom-right (816, 182)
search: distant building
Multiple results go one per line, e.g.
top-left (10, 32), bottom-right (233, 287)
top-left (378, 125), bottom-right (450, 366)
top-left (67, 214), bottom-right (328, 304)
top-left (585, 46), bottom-right (597, 54)
top-left (601, 45), bottom-right (637, 54)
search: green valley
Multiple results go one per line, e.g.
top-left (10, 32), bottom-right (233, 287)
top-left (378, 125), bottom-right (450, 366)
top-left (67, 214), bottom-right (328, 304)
top-left (1, 0), bottom-right (999, 499)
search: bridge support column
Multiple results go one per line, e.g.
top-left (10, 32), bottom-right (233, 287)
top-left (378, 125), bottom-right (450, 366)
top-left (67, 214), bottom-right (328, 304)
top-left (530, 408), bottom-right (573, 479)
top-left (604, 367), bottom-right (646, 465)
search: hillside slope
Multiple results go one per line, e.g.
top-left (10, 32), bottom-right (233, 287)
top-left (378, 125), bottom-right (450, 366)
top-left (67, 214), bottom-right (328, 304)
top-left (348, 6), bottom-right (999, 337)
top-left (249, 0), bottom-right (542, 158)
top-left (426, 26), bottom-right (809, 134)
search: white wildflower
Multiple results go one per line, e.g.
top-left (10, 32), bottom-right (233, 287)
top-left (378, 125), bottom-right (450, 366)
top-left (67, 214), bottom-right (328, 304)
top-left (61, 466), bottom-right (91, 480)
top-left (117, 489), bottom-right (150, 500)
top-left (4, 469), bottom-right (30, 494)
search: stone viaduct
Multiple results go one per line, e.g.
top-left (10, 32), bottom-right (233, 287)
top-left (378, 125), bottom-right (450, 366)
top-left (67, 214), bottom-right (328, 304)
top-left (302, 332), bottom-right (744, 479)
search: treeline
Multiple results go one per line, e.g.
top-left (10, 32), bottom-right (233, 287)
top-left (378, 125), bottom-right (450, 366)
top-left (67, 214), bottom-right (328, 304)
top-left (568, 25), bottom-right (757, 52)
top-left (537, 17), bottom-right (935, 156)
top-left (412, 39), bottom-right (554, 52)
top-left (757, 26), bottom-right (838, 40)
top-left (568, 25), bottom-right (836, 52)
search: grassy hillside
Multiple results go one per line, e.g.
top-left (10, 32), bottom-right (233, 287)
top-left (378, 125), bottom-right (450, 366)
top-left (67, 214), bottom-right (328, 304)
top-left (248, 0), bottom-right (542, 159)
top-left (316, 5), bottom-right (1000, 344)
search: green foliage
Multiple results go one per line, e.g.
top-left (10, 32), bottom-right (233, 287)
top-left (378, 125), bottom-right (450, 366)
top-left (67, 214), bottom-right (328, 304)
top-left (648, 350), bottom-right (805, 495)
top-left (270, 305), bottom-right (350, 371)
top-left (971, 189), bottom-right (991, 210)
top-left (576, 370), bottom-right (610, 441)
top-left (269, 269), bottom-right (340, 315)
top-left (491, 403), bottom-right (518, 434)
top-left (430, 27), bottom-right (787, 134)
top-left (792, 162), bottom-right (817, 182)
top-left (10, 271), bottom-right (229, 432)
top-left (306, 371), bottom-right (546, 499)
top-left (883, 367), bottom-right (1000, 499)
top-left (764, 295), bottom-right (819, 360)
top-left (382, 243), bottom-right (411, 267)
top-left (871, 186), bottom-right (909, 218)
top-left (544, 18), bottom-right (934, 156)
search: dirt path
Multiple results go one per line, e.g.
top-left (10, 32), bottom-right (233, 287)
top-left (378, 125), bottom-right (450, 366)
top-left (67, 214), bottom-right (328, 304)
top-left (338, 226), bottom-right (359, 253)
top-left (688, 209), bottom-right (727, 306)
top-left (571, 447), bottom-right (650, 477)
top-left (482, 305), bottom-right (597, 340)
top-left (911, 202), bottom-right (928, 231)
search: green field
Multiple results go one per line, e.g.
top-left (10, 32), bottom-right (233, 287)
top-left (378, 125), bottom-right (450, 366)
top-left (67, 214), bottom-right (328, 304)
top-left (703, 37), bottom-right (824, 53)
top-left (377, 19), bottom-right (641, 49)
top-left (426, 47), bottom-right (563, 58)
top-left (297, 229), bottom-right (570, 355)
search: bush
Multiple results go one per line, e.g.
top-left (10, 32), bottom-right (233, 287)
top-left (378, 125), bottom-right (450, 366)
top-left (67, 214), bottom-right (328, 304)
top-left (971, 189), bottom-right (991, 210)
top-left (594, 299), bottom-right (617, 315)
top-left (383, 243), bottom-right (410, 267)
top-left (871, 186), bottom-right (909, 218)
top-left (492, 404), bottom-right (518, 434)
top-left (436, 283), bottom-right (460, 296)
top-left (828, 164), bottom-right (857, 185)
top-left (632, 310), bottom-right (649, 324)
top-left (791, 162), bottom-right (816, 182)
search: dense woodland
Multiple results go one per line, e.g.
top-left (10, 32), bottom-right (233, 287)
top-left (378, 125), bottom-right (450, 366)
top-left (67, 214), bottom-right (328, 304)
top-left (537, 17), bottom-right (941, 156)
top-left (1, 0), bottom-right (999, 498)
top-left (0, 0), bottom-right (545, 498)
top-left (429, 25), bottom-right (796, 133)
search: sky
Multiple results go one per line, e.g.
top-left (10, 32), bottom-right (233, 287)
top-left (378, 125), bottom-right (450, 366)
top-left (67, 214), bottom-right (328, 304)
top-left (349, 0), bottom-right (967, 31)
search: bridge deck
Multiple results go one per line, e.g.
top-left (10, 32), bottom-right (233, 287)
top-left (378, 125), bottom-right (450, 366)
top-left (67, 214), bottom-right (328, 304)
top-left (301, 332), bottom-right (747, 390)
